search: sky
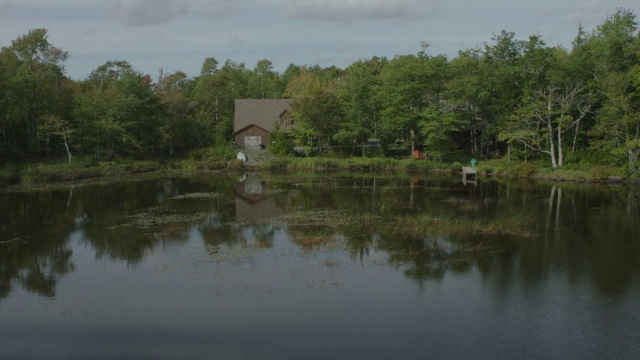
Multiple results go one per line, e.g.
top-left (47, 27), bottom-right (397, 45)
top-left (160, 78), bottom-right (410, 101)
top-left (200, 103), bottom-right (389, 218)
top-left (0, 0), bottom-right (637, 80)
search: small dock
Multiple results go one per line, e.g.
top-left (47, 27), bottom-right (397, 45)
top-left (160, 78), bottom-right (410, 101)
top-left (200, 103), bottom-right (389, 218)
top-left (462, 166), bottom-right (477, 185)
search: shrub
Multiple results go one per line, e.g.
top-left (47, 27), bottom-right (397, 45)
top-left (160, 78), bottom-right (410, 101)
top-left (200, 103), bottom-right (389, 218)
top-left (316, 158), bottom-right (339, 170)
top-left (590, 165), bottom-right (609, 181)
top-left (188, 146), bottom-right (235, 161)
top-left (227, 159), bottom-right (244, 170)
top-left (450, 161), bottom-right (463, 175)
top-left (269, 128), bottom-right (294, 156)
top-left (263, 157), bottom-right (291, 169)
top-left (507, 162), bottom-right (538, 179)
top-left (0, 165), bottom-right (21, 185)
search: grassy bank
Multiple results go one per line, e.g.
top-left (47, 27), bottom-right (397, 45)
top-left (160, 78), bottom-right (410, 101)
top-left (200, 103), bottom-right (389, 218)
top-left (18, 160), bottom-right (164, 184)
top-left (255, 156), bottom-right (637, 183)
top-left (0, 159), bottom-right (228, 185)
top-left (474, 158), bottom-right (635, 182)
top-left (2, 153), bottom-right (637, 186)
top-left (257, 156), bottom-right (445, 173)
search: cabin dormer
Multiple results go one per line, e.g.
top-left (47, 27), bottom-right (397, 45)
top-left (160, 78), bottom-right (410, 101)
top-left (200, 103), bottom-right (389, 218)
top-left (279, 110), bottom-right (294, 126)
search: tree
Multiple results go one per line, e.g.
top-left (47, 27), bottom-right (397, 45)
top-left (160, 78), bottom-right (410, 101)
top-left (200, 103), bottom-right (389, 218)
top-left (39, 114), bottom-right (75, 164)
top-left (285, 67), bottom-right (344, 150)
top-left (269, 125), bottom-right (294, 156)
top-left (200, 57), bottom-right (218, 76)
top-left (586, 8), bottom-right (640, 172)
top-left (418, 105), bottom-right (465, 158)
top-left (291, 86), bottom-right (342, 150)
top-left (446, 51), bottom-right (483, 154)
top-left (191, 59), bottom-right (249, 146)
top-left (0, 28), bottom-right (71, 156)
top-left (378, 55), bottom-right (428, 155)
top-left (473, 31), bottom-right (527, 158)
top-left (591, 71), bottom-right (640, 172)
top-left (156, 70), bottom-right (199, 155)
top-left (74, 61), bottom-right (161, 159)
top-left (335, 58), bottom-right (385, 157)
top-left (378, 50), bottom-right (450, 156)
top-left (246, 59), bottom-right (284, 99)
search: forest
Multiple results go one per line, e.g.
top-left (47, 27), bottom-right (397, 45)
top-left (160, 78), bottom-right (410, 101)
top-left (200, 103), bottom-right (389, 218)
top-left (0, 8), bottom-right (639, 176)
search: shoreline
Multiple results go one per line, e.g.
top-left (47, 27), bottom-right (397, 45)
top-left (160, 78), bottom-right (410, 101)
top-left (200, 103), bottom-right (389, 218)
top-left (5, 158), bottom-right (640, 190)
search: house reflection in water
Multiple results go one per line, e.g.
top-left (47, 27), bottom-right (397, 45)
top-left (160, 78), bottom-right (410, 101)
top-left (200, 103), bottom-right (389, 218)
top-left (234, 173), bottom-right (282, 221)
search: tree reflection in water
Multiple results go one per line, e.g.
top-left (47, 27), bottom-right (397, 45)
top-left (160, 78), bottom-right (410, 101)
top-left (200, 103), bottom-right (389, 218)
top-left (0, 189), bottom-right (76, 298)
top-left (0, 174), bottom-right (639, 301)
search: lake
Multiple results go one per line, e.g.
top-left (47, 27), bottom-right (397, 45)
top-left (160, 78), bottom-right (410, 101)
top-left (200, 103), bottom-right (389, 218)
top-left (1, 172), bottom-right (639, 359)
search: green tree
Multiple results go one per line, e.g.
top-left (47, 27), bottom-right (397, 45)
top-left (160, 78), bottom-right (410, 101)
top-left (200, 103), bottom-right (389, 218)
top-left (335, 58), bottom-right (386, 157)
top-left (155, 70), bottom-right (199, 155)
top-left (474, 31), bottom-right (527, 158)
top-left (200, 57), bottom-right (219, 76)
top-left (269, 125), bottom-right (294, 156)
top-left (501, 41), bottom-right (594, 168)
top-left (246, 59), bottom-right (284, 99)
top-left (191, 59), bottom-right (249, 146)
top-left (74, 61), bottom-right (160, 159)
top-left (378, 48), bottom-right (450, 156)
top-left (587, 9), bottom-right (640, 172)
top-left (39, 114), bottom-right (75, 165)
top-left (0, 28), bottom-right (71, 157)
top-left (445, 50), bottom-right (483, 154)
top-left (286, 67), bottom-right (343, 150)
top-left (378, 54), bottom-right (428, 155)
top-left (292, 86), bottom-right (342, 150)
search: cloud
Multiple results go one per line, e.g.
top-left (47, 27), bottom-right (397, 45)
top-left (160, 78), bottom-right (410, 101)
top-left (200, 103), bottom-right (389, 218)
top-left (563, 0), bottom-right (608, 23)
top-left (0, 2), bottom-right (22, 15)
top-left (283, 0), bottom-right (440, 23)
top-left (201, 0), bottom-right (242, 19)
top-left (108, 0), bottom-right (190, 26)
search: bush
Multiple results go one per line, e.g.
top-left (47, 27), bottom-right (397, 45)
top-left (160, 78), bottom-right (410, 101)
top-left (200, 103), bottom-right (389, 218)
top-left (20, 160), bottom-right (163, 183)
top-left (269, 128), bottom-right (294, 156)
top-left (174, 159), bottom-right (227, 171)
top-left (262, 158), bottom-right (291, 169)
top-left (507, 162), bottom-right (538, 179)
top-left (188, 146), bottom-right (235, 161)
top-left (227, 159), bottom-right (244, 170)
top-left (450, 161), bottom-right (463, 175)
top-left (316, 158), bottom-right (339, 170)
top-left (590, 165), bottom-right (609, 181)
top-left (0, 165), bottom-right (21, 185)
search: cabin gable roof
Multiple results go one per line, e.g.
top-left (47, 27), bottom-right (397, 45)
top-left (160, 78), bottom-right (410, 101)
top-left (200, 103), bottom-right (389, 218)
top-left (234, 99), bottom-right (293, 134)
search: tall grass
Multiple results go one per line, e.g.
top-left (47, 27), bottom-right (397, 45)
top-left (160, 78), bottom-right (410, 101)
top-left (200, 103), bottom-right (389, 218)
top-left (282, 209), bottom-right (532, 240)
top-left (259, 156), bottom-right (441, 173)
top-left (0, 165), bottom-right (21, 185)
top-left (21, 160), bottom-right (162, 183)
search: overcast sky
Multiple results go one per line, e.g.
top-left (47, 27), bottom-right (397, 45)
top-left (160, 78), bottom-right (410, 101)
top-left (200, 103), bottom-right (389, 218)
top-left (0, 0), bottom-right (637, 80)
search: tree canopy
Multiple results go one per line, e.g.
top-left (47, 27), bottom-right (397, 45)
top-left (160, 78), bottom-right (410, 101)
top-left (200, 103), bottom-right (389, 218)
top-left (1, 10), bottom-right (639, 174)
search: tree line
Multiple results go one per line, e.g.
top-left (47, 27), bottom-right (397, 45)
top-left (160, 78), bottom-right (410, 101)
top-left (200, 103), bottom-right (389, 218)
top-left (1, 9), bottom-right (639, 173)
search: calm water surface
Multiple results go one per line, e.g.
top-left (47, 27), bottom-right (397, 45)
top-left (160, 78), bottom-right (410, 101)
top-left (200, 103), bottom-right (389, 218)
top-left (1, 173), bottom-right (639, 359)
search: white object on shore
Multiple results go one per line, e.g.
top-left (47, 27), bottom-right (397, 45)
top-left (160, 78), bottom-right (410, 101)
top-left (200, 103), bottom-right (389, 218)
top-left (237, 152), bottom-right (248, 161)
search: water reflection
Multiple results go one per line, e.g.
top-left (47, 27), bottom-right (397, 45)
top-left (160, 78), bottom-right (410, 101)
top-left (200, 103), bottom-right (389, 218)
top-left (0, 175), bottom-right (639, 301)
top-left (0, 189), bottom-right (76, 298)
top-left (235, 173), bottom-right (283, 222)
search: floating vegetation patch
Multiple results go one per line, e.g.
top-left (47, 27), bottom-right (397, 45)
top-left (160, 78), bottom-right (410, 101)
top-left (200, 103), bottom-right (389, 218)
top-left (168, 192), bottom-right (224, 200)
top-left (262, 189), bottom-right (288, 195)
top-left (277, 207), bottom-right (532, 252)
top-left (117, 206), bottom-right (210, 229)
top-left (204, 243), bottom-right (264, 263)
top-left (381, 214), bottom-right (533, 238)
top-left (279, 208), bottom-right (347, 227)
top-left (289, 225), bottom-right (341, 250)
